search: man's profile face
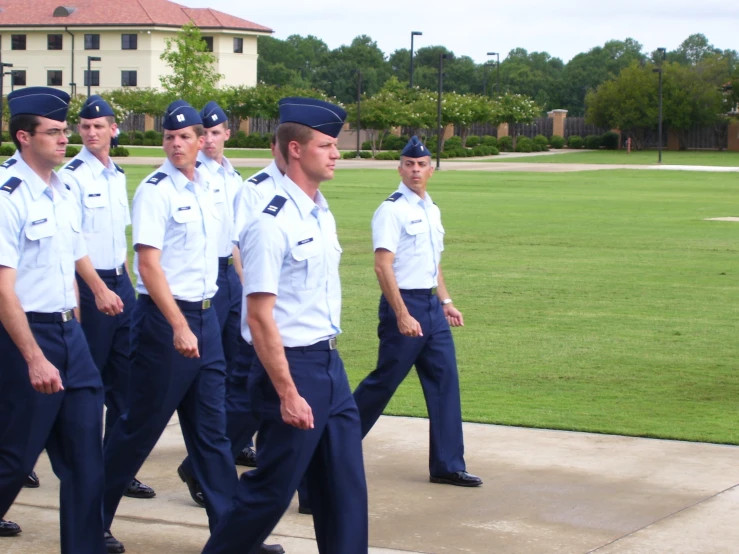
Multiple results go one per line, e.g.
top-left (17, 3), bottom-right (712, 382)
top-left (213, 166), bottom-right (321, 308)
top-left (19, 116), bottom-right (70, 167)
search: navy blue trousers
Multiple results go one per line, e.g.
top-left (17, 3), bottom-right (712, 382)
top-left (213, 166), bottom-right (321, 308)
top-left (0, 319), bottom-right (106, 554)
top-left (353, 291), bottom-right (466, 477)
top-left (213, 262), bottom-right (246, 381)
top-left (76, 270), bottom-right (136, 443)
top-left (202, 347), bottom-right (368, 554)
top-left (102, 296), bottom-right (237, 532)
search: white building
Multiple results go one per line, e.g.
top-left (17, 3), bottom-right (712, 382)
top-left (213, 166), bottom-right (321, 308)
top-left (0, 0), bottom-right (272, 95)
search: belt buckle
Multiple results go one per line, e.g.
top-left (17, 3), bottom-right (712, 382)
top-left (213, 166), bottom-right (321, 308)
top-left (202, 299), bottom-right (211, 310)
top-left (61, 310), bottom-right (73, 323)
top-left (430, 287), bottom-right (438, 296)
top-left (228, 257), bottom-right (234, 266)
top-left (115, 265), bottom-right (125, 276)
top-left (328, 337), bottom-right (337, 350)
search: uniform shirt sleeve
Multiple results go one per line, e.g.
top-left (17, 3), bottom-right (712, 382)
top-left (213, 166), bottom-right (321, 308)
top-left (122, 175), bottom-right (132, 226)
top-left (241, 214), bottom-right (286, 296)
top-left (59, 171), bottom-right (84, 210)
top-left (0, 195), bottom-right (22, 269)
top-left (372, 202), bottom-right (402, 253)
top-left (132, 183), bottom-right (168, 250)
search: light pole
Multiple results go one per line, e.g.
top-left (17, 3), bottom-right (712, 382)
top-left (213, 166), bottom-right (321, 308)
top-left (436, 53), bottom-right (446, 170)
top-left (355, 69), bottom-right (362, 158)
top-left (409, 31), bottom-right (422, 88)
top-left (87, 56), bottom-right (101, 97)
top-left (0, 61), bottom-right (13, 146)
top-left (488, 52), bottom-right (500, 95)
top-left (4, 72), bottom-right (14, 93)
top-left (652, 47), bottom-right (666, 163)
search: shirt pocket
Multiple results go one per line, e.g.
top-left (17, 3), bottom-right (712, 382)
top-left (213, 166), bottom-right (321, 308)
top-left (290, 237), bottom-right (323, 291)
top-left (405, 219), bottom-right (430, 256)
top-left (24, 215), bottom-right (57, 268)
top-left (82, 191), bottom-right (107, 233)
top-left (171, 205), bottom-right (201, 247)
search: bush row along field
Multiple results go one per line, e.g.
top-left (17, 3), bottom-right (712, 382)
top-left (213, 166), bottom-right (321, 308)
top-left (121, 165), bottom-right (739, 445)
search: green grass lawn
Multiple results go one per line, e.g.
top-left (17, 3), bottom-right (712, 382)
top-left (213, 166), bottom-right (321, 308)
top-left (120, 165), bottom-right (739, 445)
top-left (120, 146), bottom-right (273, 158)
top-left (484, 149), bottom-right (739, 166)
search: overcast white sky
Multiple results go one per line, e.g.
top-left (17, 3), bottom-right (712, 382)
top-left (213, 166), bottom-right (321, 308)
top-left (184, 0), bottom-right (737, 63)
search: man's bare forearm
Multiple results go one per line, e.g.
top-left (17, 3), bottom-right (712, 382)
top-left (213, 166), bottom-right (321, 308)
top-left (374, 250), bottom-right (408, 318)
top-left (74, 255), bottom-right (109, 297)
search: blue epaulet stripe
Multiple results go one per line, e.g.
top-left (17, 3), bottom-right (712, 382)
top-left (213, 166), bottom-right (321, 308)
top-left (263, 195), bottom-right (287, 216)
top-left (146, 171), bottom-right (168, 185)
top-left (64, 159), bottom-right (84, 171)
top-left (385, 191), bottom-right (403, 202)
top-left (0, 176), bottom-right (22, 194)
top-left (248, 172), bottom-right (270, 185)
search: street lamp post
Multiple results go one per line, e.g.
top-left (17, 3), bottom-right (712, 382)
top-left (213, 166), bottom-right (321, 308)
top-left (356, 69), bottom-right (362, 158)
top-left (87, 56), bottom-right (101, 97)
top-left (653, 47), bottom-right (666, 163)
top-left (0, 61), bottom-right (13, 146)
top-left (488, 52), bottom-right (500, 95)
top-left (409, 31), bottom-right (422, 88)
top-left (436, 53), bottom-right (446, 170)
top-left (4, 72), bottom-right (14, 93)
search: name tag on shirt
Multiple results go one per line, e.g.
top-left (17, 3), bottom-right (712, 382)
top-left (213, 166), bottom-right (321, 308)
top-left (32, 218), bottom-right (48, 226)
top-left (178, 206), bottom-right (191, 211)
top-left (88, 193), bottom-right (101, 198)
top-left (410, 219), bottom-right (423, 224)
top-left (297, 237), bottom-right (314, 246)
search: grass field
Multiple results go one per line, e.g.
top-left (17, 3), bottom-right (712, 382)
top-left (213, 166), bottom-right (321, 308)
top-left (120, 165), bottom-right (739, 445)
top-left (484, 150), bottom-right (739, 166)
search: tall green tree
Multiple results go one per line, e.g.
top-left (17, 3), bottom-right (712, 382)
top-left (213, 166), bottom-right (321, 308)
top-left (159, 21), bottom-right (223, 106)
top-left (492, 93), bottom-right (540, 148)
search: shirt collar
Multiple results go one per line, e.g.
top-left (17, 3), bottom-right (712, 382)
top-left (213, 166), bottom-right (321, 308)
top-left (80, 146), bottom-right (115, 177)
top-left (281, 175), bottom-right (327, 219)
top-left (398, 182), bottom-right (432, 205)
top-left (161, 158), bottom-right (206, 192)
top-left (197, 151), bottom-right (237, 178)
top-left (15, 153), bottom-right (67, 201)
top-left (266, 160), bottom-right (283, 179)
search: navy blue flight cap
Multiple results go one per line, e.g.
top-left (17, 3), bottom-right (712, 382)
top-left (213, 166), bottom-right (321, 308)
top-left (79, 95), bottom-right (115, 120)
top-left (162, 100), bottom-right (202, 130)
top-left (278, 97), bottom-right (346, 139)
top-left (200, 101), bottom-right (228, 128)
top-left (401, 136), bottom-right (431, 158)
top-left (8, 86), bottom-right (70, 122)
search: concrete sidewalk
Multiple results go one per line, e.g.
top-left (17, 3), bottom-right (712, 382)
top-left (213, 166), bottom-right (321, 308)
top-left (4, 415), bottom-right (739, 553)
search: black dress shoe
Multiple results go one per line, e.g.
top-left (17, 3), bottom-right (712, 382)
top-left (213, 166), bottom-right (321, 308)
top-left (260, 543), bottom-right (285, 554)
top-left (177, 464), bottom-right (205, 508)
top-left (104, 530), bottom-right (125, 553)
top-left (0, 519), bottom-right (21, 537)
top-left (235, 446), bottom-right (257, 467)
top-left (23, 471), bottom-right (39, 488)
top-left (298, 504), bottom-right (312, 515)
top-left (123, 477), bottom-right (156, 499)
top-left (430, 471), bottom-right (483, 487)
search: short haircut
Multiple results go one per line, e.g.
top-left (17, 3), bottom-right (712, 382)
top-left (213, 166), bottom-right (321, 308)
top-left (276, 122), bottom-right (313, 163)
top-left (164, 124), bottom-right (204, 138)
top-left (9, 114), bottom-right (41, 152)
top-left (270, 131), bottom-right (277, 146)
top-left (105, 116), bottom-right (116, 125)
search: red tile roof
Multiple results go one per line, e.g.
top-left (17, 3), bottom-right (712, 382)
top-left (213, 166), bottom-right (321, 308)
top-left (0, 0), bottom-right (272, 33)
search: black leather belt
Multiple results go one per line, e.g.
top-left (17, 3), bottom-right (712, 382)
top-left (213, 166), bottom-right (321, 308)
top-left (139, 294), bottom-right (212, 311)
top-left (218, 256), bottom-right (234, 269)
top-left (97, 265), bottom-right (126, 277)
top-left (26, 310), bottom-right (75, 323)
top-left (400, 288), bottom-right (437, 295)
top-left (285, 337), bottom-right (337, 352)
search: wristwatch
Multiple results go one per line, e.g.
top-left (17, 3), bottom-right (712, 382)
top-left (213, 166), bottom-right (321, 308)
top-left (441, 298), bottom-right (453, 305)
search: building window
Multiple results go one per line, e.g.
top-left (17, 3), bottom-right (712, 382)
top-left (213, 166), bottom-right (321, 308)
top-left (84, 34), bottom-right (100, 50)
top-left (233, 37), bottom-right (243, 53)
top-left (121, 34), bottom-right (137, 50)
top-left (47, 70), bottom-right (63, 86)
top-left (11, 70), bottom-right (26, 87)
top-left (121, 70), bottom-right (137, 87)
top-left (11, 35), bottom-right (26, 50)
top-left (84, 70), bottom-right (100, 87)
top-left (48, 34), bottom-right (63, 50)
top-left (203, 36), bottom-right (213, 52)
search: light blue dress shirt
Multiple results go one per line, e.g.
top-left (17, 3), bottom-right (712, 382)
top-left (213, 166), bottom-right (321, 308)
top-left (372, 182), bottom-right (445, 289)
top-left (196, 151), bottom-right (241, 258)
top-left (239, 175), bottom-right (342, 347)
top-left (132, 159), bottom-right (219, 302)
top-left (60, 146), bottom-right (130, 269)
top-left (0, 153), bottom-right (86, 312)
top-left (232, 160), bottom-right (284, 247)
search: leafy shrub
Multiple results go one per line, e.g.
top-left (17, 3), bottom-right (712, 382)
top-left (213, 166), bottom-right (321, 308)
top-left (584, 135), bottom-right (602, 149)
top-left (466, 135), bottom-right (480, 148)
top-left (65, 146), bottom-right (80, 157)
top-left (361, 140), bottom-right (373, 150)
top-left (549, 135), bottom-right (565, 149)
top-left (342, 151), bottom-right (372, 159)
top-left (0, 144), bottom-right (15, 156)
top-left (109, 146), bottom-right (130, 157)
top-left (1, 132), bottom-right (10, 142)
top-left (489, 146), bottom-right (500, 155)
top-left (444, 136), bottom-right (463, 150)
top-left (601, 131), bottom-right (620, 150)
top-left (481, 135), bottom-right (498, 148)
top-left (142, 139), bottom-right (155, 146)
top-left (531, 143), bottom-right (542, 152)
top-left (515, 137), bottom-right (533, 152)
top-left (375, 151), bottom-right (400, 160)
top-left (533, 134), bottom-right (549, 150)
top-left (133, 139), bottom-right (144, 146)
top-left (383, 134), bottom-right (409, 151)
top-left (425, 137), bottom-right (438, 152)
top-left (498, 136), bottom-right (513, 151)
top-left (144, 130), bottom-right (159, 140)
top-left (68, 133), bottom-right (83, 145)
top-left (567, 135), bottom-right (584, 149)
